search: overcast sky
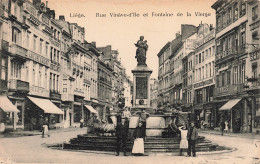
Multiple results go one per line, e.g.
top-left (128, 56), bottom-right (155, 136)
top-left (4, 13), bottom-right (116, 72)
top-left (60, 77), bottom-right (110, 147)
top-left (45, 0), bottom-right (216, 79)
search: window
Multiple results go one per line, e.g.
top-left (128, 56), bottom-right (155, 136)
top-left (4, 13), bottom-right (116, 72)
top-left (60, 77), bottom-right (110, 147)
top-left (1, 58), bottom-right (7, 80)
top-left (233, 66), bottom-right (238, 84)
top-left (209, 63), bottom-right (212, 77)
top-left (234, 3), bottom-right (238, 21)
top-left (46, 42), bottom-right (49, 56)
top-left (241, 31), bottom-right (246, 47)
top-left (202, 52), bottom-right (204, 62)
top-left (252, 5), bottom-right (258, 20)
top-left (50, 47), bottom-right (53, 61)
top-left (212, 62), bottom-right (215, 76)
top-left (56, 75), bottom-right (59, 92)
top-left (33, 35), bottom-right (37, 51)
top-left (12, 28), bottom-right (20, 44)
top-left (39, 66), bottom-right (42, 87)
top-left (45, 70), bottom-right (47, 89)
top-left (57, 51), bottom-right (60, 63)
top-left (228, 7), bottom-right (232, 24)
top-left (206, 64), bottom-right (208, 78)
top-left (40, 39), bottom-right (43, 54)
top-left (205, 50), bottom-right (208, 59)
top-left (195, 55), bottom-right (198, 65)
top-left (228, 36), bottom-right (232, 49)
top-left (199, 53), bottom-right (201, 63)
top-left (252, 64), bottom-right (258, 86)
top-left (202, 66), bottom-right (204, 79)
top-left (222, 12), bottom-right (226, 27)
top-left (212, 46), bottom-right (215, 56)
top-left (26, 31), bottom-right (30, 48)
top-left (199, 68), bottom-right (201, 81)
top-left (11, 61), bottom-right (21, 79)
top-left (54, 49), bottom-right (56, 62)
top-left (32, 64), bottom-right (36, 85)
top-left (240, 2), bottom-right (246, 17)
top-left (53, 74), bottom-right (55, 91)
top-left (240, 63), bottom-right (245, 83)
top-left (50, 73), bottom-right (52, 90)
top-left (227, 71), bottom-right (231, 85)
top-left (235, 32), bottom-right (238, 49)
top-left (222, 72), bottom-right (225, 86)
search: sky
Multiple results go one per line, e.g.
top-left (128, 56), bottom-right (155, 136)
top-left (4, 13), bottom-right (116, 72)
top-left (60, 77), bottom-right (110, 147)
top-left (45, 0), bottom-right (216, 79)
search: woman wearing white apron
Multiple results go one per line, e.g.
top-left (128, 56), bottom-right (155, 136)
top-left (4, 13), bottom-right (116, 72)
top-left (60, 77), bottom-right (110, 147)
top-left (179, 125), bottom-right (188, 156)
top-left (224, 120), bottom-right (229, 133)
top-left (132, 122), bottom-right (145, 155)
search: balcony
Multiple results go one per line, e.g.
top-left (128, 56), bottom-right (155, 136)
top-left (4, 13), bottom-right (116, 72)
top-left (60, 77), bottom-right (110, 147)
top-left (10, 44), bottom-right (28, 58)
top-left (61, 93), bottom-right (74, 102)
top-left (8, 79), bottom-right (29, 93)
top-left (214, 84), bottom-right (244, 97)
top-left (216, 46), bottom-right (237, 62)
top-left (50, 90), bottom-right (61, 100)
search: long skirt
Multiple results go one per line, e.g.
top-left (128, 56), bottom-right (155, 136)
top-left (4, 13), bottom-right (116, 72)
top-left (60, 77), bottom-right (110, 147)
top-left (132, 138), bottom-right (144, 154)
top-left (180, 139), bottom-right (188, 149)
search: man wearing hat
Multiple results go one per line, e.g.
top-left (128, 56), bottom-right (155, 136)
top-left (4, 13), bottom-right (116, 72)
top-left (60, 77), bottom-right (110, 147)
top-left (115, 118), bottom-right (129, 156)
top-left (187, 121), bottom-right (198, 157)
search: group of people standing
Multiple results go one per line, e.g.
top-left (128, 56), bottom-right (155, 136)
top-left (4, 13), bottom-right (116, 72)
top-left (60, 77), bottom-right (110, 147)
top-left (115, 107), bottom-right (199, 157)
top-left (115, 108), bottom-right (149, 156)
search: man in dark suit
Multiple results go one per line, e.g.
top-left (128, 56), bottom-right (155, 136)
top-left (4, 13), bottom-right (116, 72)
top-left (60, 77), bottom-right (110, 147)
top-left (187, 121), bottom-right (198, 157)
top-left (115, 118), bottom-right (129, 156)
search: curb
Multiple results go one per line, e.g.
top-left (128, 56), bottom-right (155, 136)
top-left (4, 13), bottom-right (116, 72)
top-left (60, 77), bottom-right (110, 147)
top-left (199, 131), bottom-right (260, 140)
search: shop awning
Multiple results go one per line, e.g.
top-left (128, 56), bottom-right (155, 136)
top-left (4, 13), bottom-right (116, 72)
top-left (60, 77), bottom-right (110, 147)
top-left (0, 96), bottom-right (19, 113)
top-left (84, 105), bottom-right (98, 114)
top-left (219, 98), bottom-right (242, 111)
top-left (28, 96), bottom-right (63, 114)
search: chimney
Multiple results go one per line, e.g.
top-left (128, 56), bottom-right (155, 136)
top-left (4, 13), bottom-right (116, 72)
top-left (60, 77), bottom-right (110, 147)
top-left (59, 15), bottom-right (65, 21)
top-left (176, 31), bottom-right (180, 38)
top-left (91, 41), bottom-right (96, 47)
top-left (33, 0), bottom-right (41, 6)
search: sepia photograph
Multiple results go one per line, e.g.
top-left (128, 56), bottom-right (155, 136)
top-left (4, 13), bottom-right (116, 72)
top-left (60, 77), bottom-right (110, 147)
top-left (0, 0), bottom-right (260, 163)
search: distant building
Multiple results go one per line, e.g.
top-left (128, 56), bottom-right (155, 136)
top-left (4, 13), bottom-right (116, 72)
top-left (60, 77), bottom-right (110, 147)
top-left (150, 78), bottom-right (158, 110)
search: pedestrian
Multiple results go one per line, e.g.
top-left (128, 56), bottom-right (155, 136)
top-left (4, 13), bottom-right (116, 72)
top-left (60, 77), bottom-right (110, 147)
top-left (220, 120), bottom-right (225, 136)
top-left (178, 124), bottom-right (188, 156)
top-left (122, 107), bottom-right (131, 122)
top-left (132, 122), bottom-right (145, 155)
top-left (224, 120), bottom-right (229, 133)
top-left (133, 109), bottom-right (150, 141)
top-left (187, 121), bottom-right (198, 157)
top-left (80, 118), bottom-right (84, 128)
top-left (42, 117), bottom-right (50, 138)
top-left (115, 118), bottom-right (129, 156)
top-left (39, 115), bottom-right (44, 132)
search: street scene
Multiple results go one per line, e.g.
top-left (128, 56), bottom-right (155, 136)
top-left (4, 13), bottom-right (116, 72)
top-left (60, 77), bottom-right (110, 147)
top-left (0, 0), bottom-right (260, 163)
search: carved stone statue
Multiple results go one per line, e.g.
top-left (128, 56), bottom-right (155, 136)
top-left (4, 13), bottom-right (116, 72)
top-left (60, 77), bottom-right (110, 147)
top-left (135, 36), bottom-right (148, 66)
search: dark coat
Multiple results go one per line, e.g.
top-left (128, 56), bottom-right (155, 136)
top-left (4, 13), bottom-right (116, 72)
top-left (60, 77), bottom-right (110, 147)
top-left (116, 123), bottom-right (129, 139)
top-left (133, 127), bottom-right (144, 139)
top-left (187, 126), bottom-right (198, 141)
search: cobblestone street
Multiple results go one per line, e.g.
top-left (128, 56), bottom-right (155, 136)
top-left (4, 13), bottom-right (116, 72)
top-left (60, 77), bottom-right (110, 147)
top-left (0, 129), bottom-right (259, 164)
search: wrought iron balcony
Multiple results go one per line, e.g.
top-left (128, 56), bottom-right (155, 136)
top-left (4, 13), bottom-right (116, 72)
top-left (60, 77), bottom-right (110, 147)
top-left (214, 84), bottom-right (244, 97)
top-left (8, 79), bottom-right (29, 93)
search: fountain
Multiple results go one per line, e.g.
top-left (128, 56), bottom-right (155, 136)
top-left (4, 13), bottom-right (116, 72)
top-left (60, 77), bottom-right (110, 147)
top-left (61, 36), bottom-right (230, 155)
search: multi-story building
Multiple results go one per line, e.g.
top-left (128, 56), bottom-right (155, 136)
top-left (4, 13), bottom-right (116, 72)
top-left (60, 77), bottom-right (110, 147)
top-left (157, 42), bottom-right (171, 104)
top-left (97, 54), bottom-right (113, 121)
top-left (246, 0), bottom-right (260, 132)
top-left (193, 23), bottom-right (215, 128)
top-left (98, 45), bottom-right (126, 110)
top-left (0, 0), bottom-right (66, 131)
top-left (123, 75), bottom-right (132, 108)
top-left (182, 51), bottom-right (195, 113)
top-left (150, 78), bottom-right (158, 110)
top-left (212, 0), bottom-right (259, 132)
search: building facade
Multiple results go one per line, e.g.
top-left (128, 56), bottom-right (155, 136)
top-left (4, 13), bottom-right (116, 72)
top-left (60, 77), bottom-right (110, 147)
top-left (212, 0), bottom-right (259, 132)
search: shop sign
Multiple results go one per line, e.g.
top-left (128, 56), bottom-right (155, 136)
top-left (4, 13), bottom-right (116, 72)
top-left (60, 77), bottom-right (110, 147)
top-left (194, 78), bottom-right (214, 88)
top-left (250, 49), bottom-right (260, 61)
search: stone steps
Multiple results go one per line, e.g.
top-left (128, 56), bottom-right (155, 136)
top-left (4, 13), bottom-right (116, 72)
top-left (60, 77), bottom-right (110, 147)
top-left (63, 134), bottom-right (219, 153)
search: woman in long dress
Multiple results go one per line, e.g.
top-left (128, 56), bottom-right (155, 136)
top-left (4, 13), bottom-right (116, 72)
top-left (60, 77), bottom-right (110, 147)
top-left (132, 122), bottom-right (145, 155)
top-left (224, 120), bottom-right (229, 133)
top-left (178, 125), bottom-right (188, 156)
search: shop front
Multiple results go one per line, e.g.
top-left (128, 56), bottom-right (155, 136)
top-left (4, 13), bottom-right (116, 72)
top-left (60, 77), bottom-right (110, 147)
top-left (0, 96), bottom-right (20, 132)
top-left (219, 98), bottom-right (243, 133)
top-left (25, 96), bottom-right (63, 131)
